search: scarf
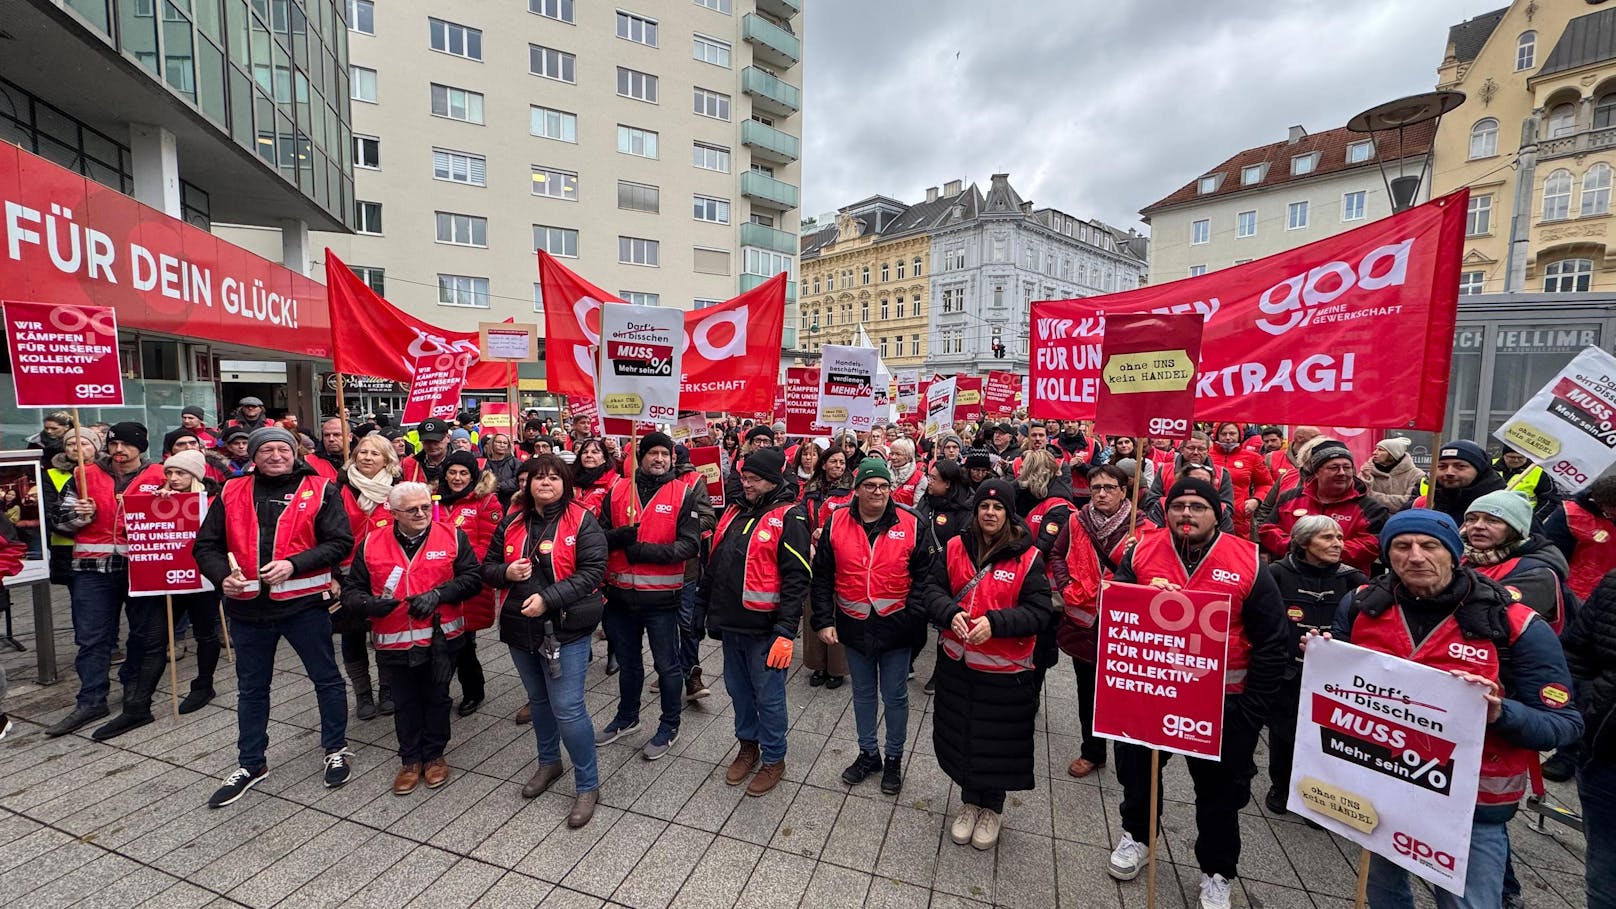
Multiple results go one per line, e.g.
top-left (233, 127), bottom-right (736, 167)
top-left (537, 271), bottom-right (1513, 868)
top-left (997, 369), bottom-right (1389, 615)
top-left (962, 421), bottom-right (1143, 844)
top-left (1464, 536), bottom-right (1522, 568)
top-left (892, 460), bottom-right (916, 486)
top-left (1077, 499), bottom-right (1134, 557)
top-left (1216, 440), bottom-right (1240, 454)
top-left (345, 463), bottom-right (394, 513)
top-left (574, 461), bottom-right (611, 490)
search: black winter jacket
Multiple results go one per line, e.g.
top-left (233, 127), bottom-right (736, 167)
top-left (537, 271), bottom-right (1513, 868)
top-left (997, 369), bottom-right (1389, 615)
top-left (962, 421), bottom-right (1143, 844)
top-left (597, 470), bottom-right (703, 609)
top-left (914, 491), bottom-right (974, 560)
top-left (1564, 572), bottom-right (1616, 761)
top-left (342, 525), bottom-right (482, 666)
top-left (808, 501), bottom-right (928, 657)
top-left (1267, 555), bottom-right (1367, 663)
top-left (1464, 536), bottom-right (1572, 625)
top-left (480, 502), bottom-right (607, 648)
top-left (701, 482), bottom-right (812, 640)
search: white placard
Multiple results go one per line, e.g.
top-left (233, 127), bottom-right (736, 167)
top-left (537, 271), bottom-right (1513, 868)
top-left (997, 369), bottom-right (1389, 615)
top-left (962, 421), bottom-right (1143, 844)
top-left (817, 344), bottom-right (877, 433)
top-left (924, 375), bottom-right (957, 439)
top-left (1493, 345), bottom-right (1616, 492)
top-left (896, 369), bottom-right (919, 417)
top-left (598, 303), bottom-right (683, 425)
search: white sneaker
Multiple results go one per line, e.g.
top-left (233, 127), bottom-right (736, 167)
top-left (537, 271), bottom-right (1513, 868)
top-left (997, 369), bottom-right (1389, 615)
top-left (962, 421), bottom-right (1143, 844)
top-left (1107, 832), bottom-right (1150, 880)
top-left (950, 803), bottom-right (980, 845)
top-left (1199, 873), bottom-right (1232, 909)
top-left (970, 808), bottom-right (1002, 850)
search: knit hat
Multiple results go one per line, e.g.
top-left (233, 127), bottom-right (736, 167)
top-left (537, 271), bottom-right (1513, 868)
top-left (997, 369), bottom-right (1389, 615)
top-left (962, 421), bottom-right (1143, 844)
top-left (221, 426), bottom-right (250, 445)
top-left (163, 449), bottom-right (208, 482)
top-left (1112, 458), bottom-right (1139, 483)
top-left (640, 431), bottom-right (675, 460)
top-left (740, 446), bottom-right (785, 485)
top-left (181, 405), bottom-right (205, 419)
top-left (1165, 477), bottom-right (1223, 520)
top-left (1437, 440), bottom-right (1489, 473)
top-left (162, 427), bottom-right (200, 454)
top-left (1465, 490), bottom-right (1534, 540)
top-left (1305, 440), bottom-right (1354, 475)
top-left (853, 457), bottom-right (892, 488)
top-left (1381, 509), bottom-right (1464, 565)
top-left (1375, 437), bottom-right (1412, 461)
top-left (246, 426), bottom-right (298, 459)
top-left (771, 421), bottom-right (787, 435)
top-left (448, 428), bottom-right (471, 445)
top-left (964, 448), bottom-right (993, 470)
top-left (938, 432), bottom-right (962, 452)
top-left (107, 422), bottom-right (149, 453)
top-left (67, 428), bottom-right (104, 455)
top-left (745, 424), bottom-right (776, 444)
top-left (973, 478), bottom-right (1017, 511)
top-left (441, 450), bottom-right (482, 483)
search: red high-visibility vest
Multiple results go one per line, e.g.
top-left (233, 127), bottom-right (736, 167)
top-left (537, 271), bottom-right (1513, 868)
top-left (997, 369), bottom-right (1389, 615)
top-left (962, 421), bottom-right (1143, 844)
top-left (1128, 528), bottom-right (1258, 693)
top-left (366, 522), bottom-right (465, 649)
top-left (70, 463), bottom-right (167, 560)
top-left (495, 503), bottom-right (589, 612)
top-left (828, 506), bottom-right (917, 619)
top-left (438, 493), bottom-right (502, 630)
top-left (712, 502), bottom-right (794, 613)
top-left (938, 537), bottom-right (1041, 673)
top-left (604, 476), bottom-right (687, 592)
top-left (220, 474), bottom-right (334, 601)
top-left (339, 486), bottom-right (391, 569)
top-left (1564, 500), bottom-right (1616, 600)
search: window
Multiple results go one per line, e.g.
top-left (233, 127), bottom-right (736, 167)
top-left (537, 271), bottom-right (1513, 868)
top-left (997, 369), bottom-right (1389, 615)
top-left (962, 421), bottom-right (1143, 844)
top-left (1459, 271), bottom-right (1486, 296)
top-left (694, 0), bottom-right (731, 12)
top-left (861, 266), bottom-right (871, 285)
top-left (1189, 265), bottom-right (1207, 277)
top-left (430, 84), bottom-right (484, 123)
top-left (433, 149), bottom-right (486, 186)
top-left (693, 88), bottom-right (730, 120)
top-left (1548, 103), bottom-right (1577, 140)
top-left (941, 287), bottom-right (965, 313)
top-left (896, 260), bottom-right (906, 280)
top-left (529, 0), bottom-right (574, 23)
top-left (617, 67), bottom-right (658, 102)
top-left (618, 181), bottom-right (660, 213)
top-left (694, 299), bottom-right (721, 310)
top-left (534, 225), bottom-right (578, 257)
top-left (530, 45), bottom-right (576, 83)
top-left (1197, 174), bottom-right (1219, 194)
top-left (616, 11), bottom-right (657, 46)
top-left (353, 135), bottom-right (379, 169)
top-left (347, 0), bottom-right (373, 34)
top-left (694, 248), bottom-right (730, 275)
top-left (532, 166), bottom-right (578, 200)
top-left (355, 200), bottom-right (382, 234)
top-left (435, 212), bottom-right (487, 247)
top-left (437, 274), bottom-right (489, 308)
top-left (351, 266), bottom-right (385, 295)
top-left (1598, 93), bottom-right (1616, 130)
top-left (1236, 210), bottom-right (1256, 238)
top-left (1342, 191), bottom-right (1366, 221)
top-left (745, 248), bottom-right (793, 280)
top-left (861, 301), bottom-right (869, 321)
top-left (1287, 201), bottom-right (1308, 229)
top-left (693, 34), bottom-right (731, 67)
top-left (881, 263), bottom-right (890, 282)
top-left (534, 284), bottom-right (544, 312)
top-left (617, 125), bottom-right (658, 158)
top-left (1544, 258), bottom-right (1593, 293)
top-left (350, 65), bottom-right (377, 102)
top-left (693, 142), bottom-right (730, 172)
top-left (429, 19), bottom-right (482, 60)
top-left (530, 106), bottom-right (577, 142)
top-left (910, 334), bottom-right (920, 356)
top-left (895, 297), bottom-right (904, 318)
top-left (1191, 219), bottom-right (1210, 244)
top-left (1584, 164), bottom-right (1613, 216)
top-left (1291, 154), bottom-right (1317, 176)
top-left (621, 292), bottom-right (660, 307)
top-left (1347, 140), bottom-right (1374, 164)
top-left (913, 257), bottom-right (923, 277)
top-left (1470, 119), bottom-right (1498, 159)
top-left (1517, 31), bottom-right (1536, 71)
top-left (1467, 194), bottom-right (1492, 236)
top-left (1543, 168), bottom-right (1573, 221)
top-left (693, 195), bottom-right (730, 223)
top-left (619, 236), bottom-right (659, 266)
top-left (1240, 164), bottom-right (1264, 185)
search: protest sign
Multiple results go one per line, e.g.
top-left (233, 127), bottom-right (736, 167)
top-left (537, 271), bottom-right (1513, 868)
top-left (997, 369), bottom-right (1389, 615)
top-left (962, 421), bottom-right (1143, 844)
top-left (687, 446), bottom-right (725, 508)
top-left (874, 365), bottom-right (893, 422)
top-left (670, 413), bottom-right (708, 445)
top-left (122, 492), bottom-right (210, 596)
top-left (817, 345), bottom-right (878, 433)
top-left (3, 301), bottom-right (123, 406)
top-left (599, 303), bottom-right (683, 425)
top-left (1290, 637), bottom-right (1486, 895)
top-left (1494, 345), bottom-right (1616, 493)
top-left (1095, 313), bottom-right (1203, 440)
top-left (983, 371), bottom-right (1020, 419)
top-left (924, 376), bottom-right (957, 438)
top-left (565, 394), bottom-right (601, 436)
top-left (1093, 582), bottom-right (1231, 759)
top-left (785, 367), bottom-right (831, 436)
top-left (401, 350), bottom-right (471, 424)
top-left (896, 370), bottom-right (920, 419)
top-left (481, 402), bottom-right (511, 433)
top-left (479, 322), bottom-right (537, 361)
top-left (955, 376), bottom-right (984, 423)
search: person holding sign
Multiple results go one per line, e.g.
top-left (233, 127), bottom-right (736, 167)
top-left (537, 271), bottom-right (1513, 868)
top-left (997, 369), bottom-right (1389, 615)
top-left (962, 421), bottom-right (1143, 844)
top-left (155, 450), bottom-right (226, 715)
top-left (1323, 510), bottom-right (1583, 909)
top-left (1105, 478), bottom-right (1290, 909)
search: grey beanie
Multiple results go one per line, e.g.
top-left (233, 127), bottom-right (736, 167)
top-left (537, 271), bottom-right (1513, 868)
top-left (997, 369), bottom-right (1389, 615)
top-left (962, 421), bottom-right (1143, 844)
top-left (247, 426), bottom-right (299, 459)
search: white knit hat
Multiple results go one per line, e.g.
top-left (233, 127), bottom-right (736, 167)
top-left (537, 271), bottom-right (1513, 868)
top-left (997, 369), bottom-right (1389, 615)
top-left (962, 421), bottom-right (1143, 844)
top-left (164, 449), bottom-right (208, 482)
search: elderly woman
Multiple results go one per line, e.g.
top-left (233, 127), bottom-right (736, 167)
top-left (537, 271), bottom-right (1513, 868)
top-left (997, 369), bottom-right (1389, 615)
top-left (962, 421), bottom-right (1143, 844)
top-left (436, 450), bottom-right (503, 716)
top-left (1263, 514), bottom-right (1366, 815)
top-left (922, 478), bottom-right (1054, 850)
top-left (336, 433), bottom-right (402, 720)
top-left (888, 439), bottom-right (923, 506)
top-left (482, 455), bottom-right (608, 828)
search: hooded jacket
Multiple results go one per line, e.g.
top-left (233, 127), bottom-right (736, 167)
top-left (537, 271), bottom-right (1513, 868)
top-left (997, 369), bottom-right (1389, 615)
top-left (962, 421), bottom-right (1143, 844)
top-left (1259, 476), bottom-right (1389, 573)
top-left (1464, 535), bottom-right (1573, 626)
top-left (1358, 450), bottom-right (1423, 513)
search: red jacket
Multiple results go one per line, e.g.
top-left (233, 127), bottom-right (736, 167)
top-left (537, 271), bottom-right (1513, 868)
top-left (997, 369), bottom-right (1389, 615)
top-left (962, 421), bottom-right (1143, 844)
top-left (438, 493), bottom-right (503, 630)
top-left (1210, 446), bottom-right (1274, 537)
top-left (1258, 478), bottom-right (1388, 573)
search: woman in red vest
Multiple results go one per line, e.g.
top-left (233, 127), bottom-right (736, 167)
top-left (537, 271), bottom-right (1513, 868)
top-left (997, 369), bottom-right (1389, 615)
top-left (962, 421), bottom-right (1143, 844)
top-left (920, 478), bottom-right (1054, 851)
top-left (788, 438), bottom-right (824, 502)
top-left (435, 450), bottom-right (502, 716)
top-left (1545, 474), bottom-right (1616, 602)
top-left (336, 433), bottom-right (399, 721)
top-left (571, 438), bottom-right (617, 517)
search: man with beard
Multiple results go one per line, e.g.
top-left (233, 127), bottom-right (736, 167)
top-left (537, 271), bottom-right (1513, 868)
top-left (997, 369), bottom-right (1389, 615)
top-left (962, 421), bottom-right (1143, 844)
top-left (1418, 440), bottom-right (1506, 526)
top-left (225, 396), bottom-right (276, 432)
top-left (1054, 420), bottom-right (1102, 471)
top-left (1149, 432), bottom-right (1235, 518)
top-left (517, 420), bottom-right (545, 458)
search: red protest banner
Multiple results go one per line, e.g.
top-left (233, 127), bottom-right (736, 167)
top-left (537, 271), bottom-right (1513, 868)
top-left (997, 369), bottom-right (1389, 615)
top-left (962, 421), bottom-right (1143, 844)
top-left (3, 300), bottom-right (124, 407)
top-left (785, 367), bottom-right (831, 436)
top-left (983, 371), bottom-right (1020, 419)
top-left (687, 445), bottom-right (725, 508)
top-left (401, 350), bottom-right (472, 424)
top-left (955, 376), bottom-right (984, 423)
top-left (1094, 313), bottom-right (1203, 440)
top-left (1028, 190), bottom-right (1465, 429)
top-left (565, 394), bottom-right (601, 436)
top-left (903, 379), bottom-right (930, 425)
top-left (122, 492), bottom-right (210, 596)
top-left (1093, 581), bottom-right (1231, 759)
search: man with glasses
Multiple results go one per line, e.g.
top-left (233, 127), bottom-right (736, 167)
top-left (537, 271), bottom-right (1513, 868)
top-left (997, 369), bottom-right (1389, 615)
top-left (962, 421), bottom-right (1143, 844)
top-left (1260, 441), bottom-right (1388, 573)
top-left (810, 458), bottom-right (930, 795)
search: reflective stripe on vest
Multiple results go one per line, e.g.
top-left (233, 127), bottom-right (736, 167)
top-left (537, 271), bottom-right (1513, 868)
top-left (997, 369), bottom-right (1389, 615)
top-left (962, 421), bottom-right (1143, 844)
top-left (71, 462), bottom-right (168, 559)
top-left (605, 477), bottom-right (687, 591)
top-left (713, 503), bottom-right (795, 613)
top-left (375, 615), bottom-right (466, 647)
top-left (366, 522), bottom-right (463, 649)
top-left (1504, 466), bottom-right (1544, 509)
top-left (221, 475), bottom-right (334, 601)
top-left (47, 468), bottom-right (73, 547)
top-left (1129, 528), bottom-right (1258, 694)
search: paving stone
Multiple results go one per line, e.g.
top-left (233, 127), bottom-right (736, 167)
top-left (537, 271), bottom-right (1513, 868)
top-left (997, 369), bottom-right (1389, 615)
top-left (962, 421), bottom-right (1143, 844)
top-left (227, 819), bottom-right (380, 906)
top-left (474, 871), bottom-right (555, 909)
top-left (561, 812), bottom-right (668, 898)
top-left (804, 860), bottom-right (873, 905)
top-left (768, 784), bottom-right (843, 860)
top-left (0, 832), bottom-right (102, 900)
top-left (515, 803), bottom-right (626, 884)
top-left (994, 827), bottom-right (1058, 909)
top-left (863, 876), bottom-right (931, 909)
top-left (732, 848), bottom-right (816, 909)
top-left (671, 766), bottom-right (745, 834)
top-left (345, 844), bottom-right (462, 908)
top-left (535, 886), bottom-right (608, 908)
top-left (470, 791), bottom-right (573, 868)
top-left (874, 804), bottom-right (944, 887)
top-left (720, 779), bottom-right (799, 846)
top-left (1000, 776), bottom-right (1055, 838)
top-left (929, 833), bottom-right (997, 905)
top-left (174, 804), bottom-right (333, 894)
top-left (1238, 876), bottom-right (1312, 909)
top-left (627, 755), bottom-right (710, 821)
top-left (820, 788), bottom-right (895, 873)
top-left (404, 857), bottom-right (507, 908)
top-left (667, 838), bottom-right (763, 909)
top-left (1053, 839), bottom-right (1125, 909)
top-left (611, 824), bottom-right (713, 909)
top-left (278, 831), bottom-right (415, 907)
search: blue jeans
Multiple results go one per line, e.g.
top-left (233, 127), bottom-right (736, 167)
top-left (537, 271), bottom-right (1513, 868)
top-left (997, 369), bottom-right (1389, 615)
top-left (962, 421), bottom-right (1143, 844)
top-left (844, 645), bottom-right (909, 758)
top-left (677, 580), bottom-right (703, 675)
top-left (69, 570), bottom-right (151, 710)
top-left (1365, 818), bottom-right (1509, 909)
top-left (1581, 760), bottom-right (1616, 909)
top-left (721, 632), bottom-right (788, 763)
top-left (230, 608), bottom-right (348, 771)
top-left (510, 640), bottom-right (598, 793)
top-left (602, 605), bottom-right (683, 735)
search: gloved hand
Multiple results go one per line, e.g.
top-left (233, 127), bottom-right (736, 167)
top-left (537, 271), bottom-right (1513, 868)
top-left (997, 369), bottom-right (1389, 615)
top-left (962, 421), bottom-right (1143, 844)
top-left (365, 597), bottom-right (402, 618)
top-left (407, 590), bottom-right (441, 620)
top-left (605, 525), bottom-right (638, 548)
top-left (765, 636), bottom-right (794, 670)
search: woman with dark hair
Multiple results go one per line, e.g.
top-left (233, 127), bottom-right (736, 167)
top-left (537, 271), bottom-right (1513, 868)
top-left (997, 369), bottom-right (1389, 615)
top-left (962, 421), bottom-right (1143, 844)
top-left (482, 455), bottom-right (608, 828)
top-left (922, 478), bottom-right (1054, 850)
top-left (572, 438), bottom-right (617, 517)
top-left (436, 450), bottom-right (502, 716)
top-left (790, 438), bottom-right (824, 501)
top-left (719, 430), bottom-right (741, 477)
top-left (912, 457), bottom-right (978, 692)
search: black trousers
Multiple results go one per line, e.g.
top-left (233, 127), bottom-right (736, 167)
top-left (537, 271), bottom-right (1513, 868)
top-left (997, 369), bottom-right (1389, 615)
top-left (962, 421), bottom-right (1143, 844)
top-left (1114, 707), bottom-right (1259, 879)
top-left (1266, 670), bottom-right (1302, 793)
top-left (455, 630), bottom-right (485, 701)
top-left (118, 597), bottom-right (174, 717)
top-left (380, 658), bottom-right (453, 764)
top-left (172, 591), bottom-right (222, 693)
top-left (1072, 656), bottom-right (1107, 765)
top-left (962, 786), bottom-right (1005, 813)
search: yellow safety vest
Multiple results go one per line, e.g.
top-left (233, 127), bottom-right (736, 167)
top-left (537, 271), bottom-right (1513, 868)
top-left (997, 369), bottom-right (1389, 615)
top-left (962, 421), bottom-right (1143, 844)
top-left (1505, 465), bottom-right (1545, 509)
top-left (46, 467), bottom-right (73, 547)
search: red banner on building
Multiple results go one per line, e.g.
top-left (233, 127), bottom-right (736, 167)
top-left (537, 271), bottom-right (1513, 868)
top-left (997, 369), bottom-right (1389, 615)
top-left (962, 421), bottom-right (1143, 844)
top-left (983, 371), bottom-right (1020, 419)
top-left (1095, 313), bottom-right (1204, 440)
top-left (400, 350), bottom-right (470, 424)
top-left (785, 366), bottom-right (831, 436)
top-left (3, 300), bottom-right (124, 406)
top-left (122, 492), bottom-right (210, 596)
top-left (687, 445), bottom-right (725, 508)
top-left (1029, 190), bottom-right (1466, 430)
top-left (1093, 581), bottom-right (1231, 759)
top-left (955, 376), bottom-right (984, 424)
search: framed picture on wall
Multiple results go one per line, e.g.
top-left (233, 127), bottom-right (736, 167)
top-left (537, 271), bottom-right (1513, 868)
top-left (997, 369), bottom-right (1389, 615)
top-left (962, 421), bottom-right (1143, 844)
top-left (0, 451), bottom-right (48, 586)
top-left (194, 351), bottom-right (213, 381)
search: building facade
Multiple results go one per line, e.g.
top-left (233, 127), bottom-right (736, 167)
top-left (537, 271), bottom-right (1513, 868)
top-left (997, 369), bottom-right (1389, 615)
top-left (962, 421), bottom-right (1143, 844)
top-left (1432, 2), bottom-right (1616, 297)
top-left (1140, 123), bottom-right (1433, 285)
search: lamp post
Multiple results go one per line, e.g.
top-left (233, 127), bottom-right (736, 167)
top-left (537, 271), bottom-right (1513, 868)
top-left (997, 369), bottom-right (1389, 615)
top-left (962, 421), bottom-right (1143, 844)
top-left (1346, 90), bottom-right (1465, 213)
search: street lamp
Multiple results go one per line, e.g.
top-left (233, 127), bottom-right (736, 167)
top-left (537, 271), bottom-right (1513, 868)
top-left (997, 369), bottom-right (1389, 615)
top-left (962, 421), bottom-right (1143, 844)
top-left (1347, 90), bottom-right (1465, 213)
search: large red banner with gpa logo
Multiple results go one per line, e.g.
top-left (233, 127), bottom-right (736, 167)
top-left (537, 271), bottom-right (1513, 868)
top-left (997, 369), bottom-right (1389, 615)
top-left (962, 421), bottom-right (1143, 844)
top-left (122, 492), bottom-right (210, 596)
top-left (1093, 581), bottom-right (1232, 759)
top-left (1094, 313), bottom-right (1203, 441)
top-left (1029, 190), bottom-right (1466, 430)
top-left (3, 300), bottom-right (124, 406)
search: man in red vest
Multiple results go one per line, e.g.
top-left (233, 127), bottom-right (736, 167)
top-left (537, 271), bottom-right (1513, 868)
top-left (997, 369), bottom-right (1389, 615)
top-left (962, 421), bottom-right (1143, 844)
top-left (1323, 509), bottom-right (1582, 909)
top-left (44, 422), bottom-right (169, 740)
top-left (193, 426), bottom-right (356, 808)
top-left (1105, 478), bottom-right (1289, 909)
top-left (401, 419), bottom-right (451, 484)
top-left (595, 431), bottom-right (704, 760)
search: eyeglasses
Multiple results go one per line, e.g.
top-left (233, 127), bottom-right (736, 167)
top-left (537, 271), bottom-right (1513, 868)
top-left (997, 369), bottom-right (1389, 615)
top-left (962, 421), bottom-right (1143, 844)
top-left (859, 483), bottom-right (892, 493)
top-left (1089, 484), bottom-right (1123, 493)
top-left (398, 504), bottom-right (433, 515)
top-left (1167, 503), bottom-right (1212, 515)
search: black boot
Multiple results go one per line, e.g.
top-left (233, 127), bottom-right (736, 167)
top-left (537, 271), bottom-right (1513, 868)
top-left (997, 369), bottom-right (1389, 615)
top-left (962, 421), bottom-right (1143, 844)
top-left (1264, 785), bottom-right (1289, 815)
top-left (92, 710), bottom-right (154, 741)
top-left (841, 750), bottom-right (882, 786)
top-left (377, 683), bottom-right (396, 716)
top-left (880, 755), bottom-right (904, 795)
top-left (356, 692), bottom-right (378, 721)
top-left (1542, 750), bottom-right (1577, 783)
top-left (178, 686), bottom-right (215, 714)
top-left (45, 704), bottom-right (109, 737)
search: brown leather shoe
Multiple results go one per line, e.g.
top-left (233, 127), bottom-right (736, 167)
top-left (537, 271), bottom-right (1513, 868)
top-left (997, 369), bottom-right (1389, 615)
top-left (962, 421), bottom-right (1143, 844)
top-left (1068, 757), bottom-right (1100, 779)
top-left (515, 703), bottom-right (532, 725)
top-left (393, 763), bottom-right (422, 795)
top-left (522, 761), bottom-right (565, 799)
top-left (745, 760), bottom-right (785, 797)
top-left (423, 757), bottom-right (450, 789)
top-left (726, 740), bottom-right (760, 785)
top-left (567, 789), bottom-right (598, 828)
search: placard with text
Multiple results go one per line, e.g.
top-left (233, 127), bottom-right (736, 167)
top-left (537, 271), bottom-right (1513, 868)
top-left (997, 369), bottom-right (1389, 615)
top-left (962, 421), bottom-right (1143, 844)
top-left (401, 350), bottom-right (471, 424)
top-left (122, 492), bottom-right (210, 596)
top-left (3, 300), bottom-right (124, 406)
top-left (599, 303), bottom-right (683, 424)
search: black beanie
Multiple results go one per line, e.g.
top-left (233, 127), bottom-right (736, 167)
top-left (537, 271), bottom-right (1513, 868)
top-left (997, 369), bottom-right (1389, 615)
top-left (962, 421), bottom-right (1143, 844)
top-left (640, 431), bottom-right (675, 461)
top-left (1165, 477), bottom-right (1222, 520)
top-left (745, 424), bottom-right (776, 443)
top-left (441, 450), bottom-right (482, 482)
top-left (162, 427), bottom-right (199, 454)
top-left (108, 421), bottom-right (149, 453)
top-left (964, 448), bottom-right (993, 470)
top-left (740, 447), bottom-right (786, 485)
top-left (973, 478), bottom-right (1017, 511)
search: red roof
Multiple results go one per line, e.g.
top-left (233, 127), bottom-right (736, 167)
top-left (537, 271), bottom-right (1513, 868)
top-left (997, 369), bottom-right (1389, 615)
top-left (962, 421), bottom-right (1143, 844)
top-left (1140, 120), bottom-right (1437, 215)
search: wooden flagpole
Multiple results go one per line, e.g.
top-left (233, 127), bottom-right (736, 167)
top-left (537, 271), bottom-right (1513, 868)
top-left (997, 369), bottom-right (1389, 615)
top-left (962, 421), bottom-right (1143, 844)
top-left (333, 371), bottom-right (352, 456)
top-left (1354, 848), bottom-right (1371, 909)
top-left (164, 594), bottom-right (180, 721)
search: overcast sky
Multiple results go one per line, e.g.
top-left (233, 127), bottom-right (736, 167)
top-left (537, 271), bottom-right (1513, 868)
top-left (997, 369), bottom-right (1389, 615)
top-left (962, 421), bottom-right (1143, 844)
top-left (800, 0), bottom-right (1499, 234)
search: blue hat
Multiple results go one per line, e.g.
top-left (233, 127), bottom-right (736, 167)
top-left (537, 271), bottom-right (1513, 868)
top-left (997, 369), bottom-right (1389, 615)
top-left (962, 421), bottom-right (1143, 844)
top-left (1380, 509), bottom-right (1463, 564)
top-left (1437, 439), bottom-right (1489, 474)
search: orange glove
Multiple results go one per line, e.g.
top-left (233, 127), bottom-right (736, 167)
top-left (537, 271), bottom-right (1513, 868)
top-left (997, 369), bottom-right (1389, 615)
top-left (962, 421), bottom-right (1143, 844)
top-left (766, 636), bottom-right (794, 670)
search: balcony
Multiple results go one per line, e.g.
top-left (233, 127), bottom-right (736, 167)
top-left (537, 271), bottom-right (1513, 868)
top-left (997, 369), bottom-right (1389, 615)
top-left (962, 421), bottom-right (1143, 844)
top-left (742, 171), bottom-right (799, 211)
top-left (741, 272), bottom-right (798, 303)
top-left (756, 0), bottom-right (801, 21)
top-left (742, 67), bottom-right (801, 117)
top-left (740, 222), bottom-right (800, 255)
top-left (742, 119), bottom-right (800, 165)
top-left (1539, 124), bottom-right (1616, 161)
top-left (743, 14), bottom-right (801, 69)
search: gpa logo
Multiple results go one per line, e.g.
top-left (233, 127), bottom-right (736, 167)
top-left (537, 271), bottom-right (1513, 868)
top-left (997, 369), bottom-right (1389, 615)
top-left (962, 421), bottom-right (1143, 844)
top-left (886, 529), bottom-right (907, 540)
top-left (655, 504), bottom-right (674, 514)
top-left (424, 550), bottom-right (449, 560)
top-left (1148, 417), bottom-right (1189, 436)
top-left (165, 569), bottom-right (197, 584)
top-left (1210, 568), bottom-right (1243, 585)
top-left (1163, 714), bottom-right (1214, 742)
top-left (565, 534), bottom-right (577, 545)
top-left (992, 568), bottom-right (1017, 583)
top-left (1447, 642), bottom-right (1491, 664)
top-left (1392, 831), bottom-right (1456, 873)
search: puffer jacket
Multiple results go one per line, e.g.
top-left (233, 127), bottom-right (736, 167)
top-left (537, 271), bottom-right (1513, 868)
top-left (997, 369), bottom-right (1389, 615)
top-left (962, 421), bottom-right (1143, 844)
top-left (1259, 477), bottom-right (1389, 573)
top-left (1464, 536), bottom-right (1574, 629)
top-left (1564, 572), bottom-right (1616, 761)
top-left (1358, 453), bottom-right (1422, 514)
